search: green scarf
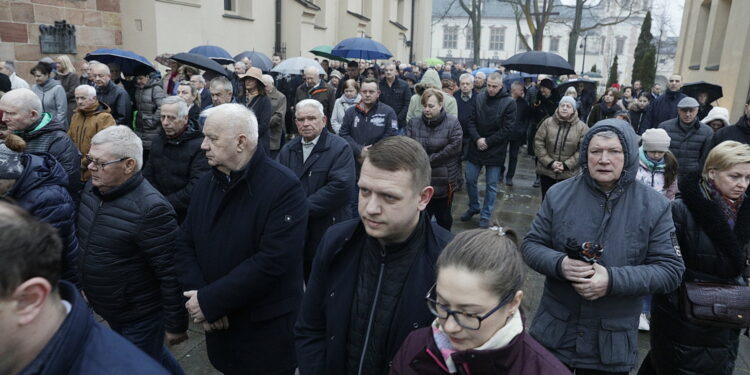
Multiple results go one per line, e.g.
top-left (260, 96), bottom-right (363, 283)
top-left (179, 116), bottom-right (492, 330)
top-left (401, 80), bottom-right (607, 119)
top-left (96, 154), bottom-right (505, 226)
top-left (639, 147), bottom-right (666, 173)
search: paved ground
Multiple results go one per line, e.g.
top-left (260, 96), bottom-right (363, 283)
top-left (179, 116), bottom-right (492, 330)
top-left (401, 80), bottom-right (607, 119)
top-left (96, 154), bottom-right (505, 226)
top-left (173, 148), bottom-right (749, 374)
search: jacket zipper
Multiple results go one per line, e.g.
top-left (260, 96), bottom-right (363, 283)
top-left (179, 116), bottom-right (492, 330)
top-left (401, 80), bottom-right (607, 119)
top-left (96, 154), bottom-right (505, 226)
top-left (81, 199), bottom-right (104, 284)
top-left (357, 249), bottom-right (386, 375)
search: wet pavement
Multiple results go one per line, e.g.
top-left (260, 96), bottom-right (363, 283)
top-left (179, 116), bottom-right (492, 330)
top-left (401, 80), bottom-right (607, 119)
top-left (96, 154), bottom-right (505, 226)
top-left (172, 147), bottom-right (749, 374)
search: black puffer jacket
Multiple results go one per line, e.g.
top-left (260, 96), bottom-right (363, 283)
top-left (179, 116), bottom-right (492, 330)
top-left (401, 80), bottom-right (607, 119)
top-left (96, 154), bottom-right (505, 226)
top-left (143, 125), bottom-right (209, 223)
top-left (658, 117), bottom-right (714, 175)
top-left (466, 88), bottom-right (517, 166)
top-left (406, 110), bottom-right (463, 198)
top-left (96, 80), bottom-right (132, 126)
top-left (646, 172), bottom-right (748, 375)
top-left (17, 113), bottom-right (81, 196)
top-left (134, 78), bottom-right (165, 150)
top-left (6, 153), bottom-right (79, 287)
top-left (711, 115), bottom-right (750, 147)
top-left (78, 173), bottom-right (187, 333)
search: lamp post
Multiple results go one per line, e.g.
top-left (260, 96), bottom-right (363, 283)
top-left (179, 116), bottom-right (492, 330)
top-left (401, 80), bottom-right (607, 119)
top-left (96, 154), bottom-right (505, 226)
top-left (580, 33), bottom-right (589, 75)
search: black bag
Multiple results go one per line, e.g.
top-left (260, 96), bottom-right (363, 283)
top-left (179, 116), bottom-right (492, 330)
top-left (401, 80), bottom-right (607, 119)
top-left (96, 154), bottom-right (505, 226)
top-left (679, 281), bottom-right (750, 329)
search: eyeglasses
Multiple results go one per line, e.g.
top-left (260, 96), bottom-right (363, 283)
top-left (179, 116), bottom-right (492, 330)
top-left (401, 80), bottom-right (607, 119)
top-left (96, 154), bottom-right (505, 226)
top-left (84, 155), bottom-right (129, 169)
top-left (425, 283), bottom-right (516, 330)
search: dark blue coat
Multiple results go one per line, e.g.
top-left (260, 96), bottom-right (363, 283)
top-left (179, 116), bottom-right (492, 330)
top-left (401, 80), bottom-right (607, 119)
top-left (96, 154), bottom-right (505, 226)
top-left (17, 281), bottom-right (169, 375)
top-left (295, 218), bottom-right (453, 375)
top-left (454, 90), bottom-right (477, 139)
top-left (175, 150), bottom-right (308, 374)
top-left (339, 101), bottom-right (398, 161)
top-left (642, 89), bottom-right (686, 130)
top-left (378, 77), bottom-right (412, 129)
top-left (6, 153), bottom-right (79, 287)
top-left (277, 129), bottom-right (356, 278)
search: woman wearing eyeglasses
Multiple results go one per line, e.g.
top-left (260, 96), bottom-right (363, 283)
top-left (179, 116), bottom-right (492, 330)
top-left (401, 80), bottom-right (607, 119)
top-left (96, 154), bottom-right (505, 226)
top-left (390, 228), bottom-right (571, 375)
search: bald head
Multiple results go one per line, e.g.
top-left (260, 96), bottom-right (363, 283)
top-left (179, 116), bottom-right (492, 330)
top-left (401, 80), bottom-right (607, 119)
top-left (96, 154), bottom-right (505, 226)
top-left (668, 74), bottom-right (683, 92)
top-left (0, 88), bottom-right (43, 131)
top-left (304, 66), bottom-right (320, 87)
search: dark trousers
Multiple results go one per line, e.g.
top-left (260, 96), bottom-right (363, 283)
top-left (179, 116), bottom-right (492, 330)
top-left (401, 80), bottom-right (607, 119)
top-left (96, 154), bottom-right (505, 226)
top-left (540, 174), bottom-right (562, 200)
top-left (109, 314), bottom-right (185, 375)
top-left (568, 367), bottom-right (627, 375)
top-left (500, 139), bottom-right (524, 180)
top-left (426, 193), bottom-right (453, 231)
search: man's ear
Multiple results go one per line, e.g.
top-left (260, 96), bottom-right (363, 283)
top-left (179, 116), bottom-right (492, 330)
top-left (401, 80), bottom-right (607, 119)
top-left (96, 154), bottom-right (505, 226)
top-left (12, 277), bottom-right (52, 325)
top-left (417, 186), bottom-right (434, 211)
top-left (123, 158), bottom-right (137, 174)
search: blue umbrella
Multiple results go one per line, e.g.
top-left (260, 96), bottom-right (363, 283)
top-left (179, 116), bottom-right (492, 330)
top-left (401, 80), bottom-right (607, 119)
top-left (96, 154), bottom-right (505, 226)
top-left (189, 45), bottom-right (234, 65)
top-left (472, 67), bottom-right (498, 76)
top-left (331, 37), bottom-right (392, 60)
top-left (503, 72), bottom-right (537, 86)
top-left (233, 51), bottom-right (273, 72)
top-left (84, 48), bottom-right (155, 75)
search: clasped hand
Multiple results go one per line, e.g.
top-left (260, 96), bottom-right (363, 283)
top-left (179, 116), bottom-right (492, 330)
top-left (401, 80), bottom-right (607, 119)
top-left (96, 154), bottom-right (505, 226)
top-left (561, 257), bottom-right (609, 301)
top-left (184, 290), bottom-right (230, 332)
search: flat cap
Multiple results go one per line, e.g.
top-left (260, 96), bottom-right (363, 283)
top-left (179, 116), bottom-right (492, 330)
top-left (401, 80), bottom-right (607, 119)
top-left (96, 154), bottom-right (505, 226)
top-left (677, 96), bottom-right (699, 108)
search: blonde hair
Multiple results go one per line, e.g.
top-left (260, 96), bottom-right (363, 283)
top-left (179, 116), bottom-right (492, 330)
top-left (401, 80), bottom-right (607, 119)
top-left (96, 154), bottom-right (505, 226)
top-left (703, 141), bottom-right (750, 181)
top-left (420, 88), bottom-right (444, 106)
top-left (56, 55), bottom-right (76, 74)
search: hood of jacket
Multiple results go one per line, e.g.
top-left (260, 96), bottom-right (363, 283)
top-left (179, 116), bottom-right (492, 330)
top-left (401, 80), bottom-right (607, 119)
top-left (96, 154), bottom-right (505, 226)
top-left (37, 78), bottom-right (61, 92)
top-left (419, 69), bottom-right (442, 90)
top-left (76, 100), bottom-right (112, 116)
top-left (137, 77), bottom-right (162, 90)
top-left (161, 122), bottom-right (203, 144)
top-left (579, 118), bottom-right (639, 193)
top-left (17, 113), bottom-right (67, 139)
top-left (7, 152), bottom-right (69, 198)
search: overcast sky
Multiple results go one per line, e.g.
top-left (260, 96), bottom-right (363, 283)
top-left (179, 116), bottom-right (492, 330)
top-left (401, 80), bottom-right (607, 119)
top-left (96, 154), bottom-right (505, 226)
top-left (558, 0), bottom-right (684, 37)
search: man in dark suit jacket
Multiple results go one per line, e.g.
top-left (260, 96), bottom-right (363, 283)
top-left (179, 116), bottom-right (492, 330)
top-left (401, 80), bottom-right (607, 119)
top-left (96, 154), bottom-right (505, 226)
top-left (191, 74), bottom-right (212, 109)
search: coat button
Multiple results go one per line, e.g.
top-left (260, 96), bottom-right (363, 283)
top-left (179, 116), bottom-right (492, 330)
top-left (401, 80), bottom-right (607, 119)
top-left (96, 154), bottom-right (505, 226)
top-left (330, 292), bottom-right (335, 297)
top-left (412, 322), bottom-right (419, 328)
top-left (330, 335), bottom-right (335, 341)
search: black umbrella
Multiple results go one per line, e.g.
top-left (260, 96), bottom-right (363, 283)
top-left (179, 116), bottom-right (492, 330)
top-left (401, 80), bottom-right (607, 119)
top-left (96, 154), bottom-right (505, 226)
top-left (170, 52), bottom-right (232, 79)
top-left (556, 79), bottom-right (597, 96)
top-left (682, 81), bottom-right (723, 104)
top-left (502, 51), bottom-right (576, 75)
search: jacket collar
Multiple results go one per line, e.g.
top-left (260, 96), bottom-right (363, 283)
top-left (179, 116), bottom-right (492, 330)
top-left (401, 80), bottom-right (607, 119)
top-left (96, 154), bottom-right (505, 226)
top-left (211, 147), bottom-right (267, 192)
top-left (93, 172), bottom-right (144, 201)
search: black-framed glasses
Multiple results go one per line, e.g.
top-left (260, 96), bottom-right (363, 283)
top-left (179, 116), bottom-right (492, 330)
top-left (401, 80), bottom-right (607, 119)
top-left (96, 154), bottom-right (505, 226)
top-left (84, 155), bottom-right (128, 169)
top-left (425, 283), bottom-right (516, 330)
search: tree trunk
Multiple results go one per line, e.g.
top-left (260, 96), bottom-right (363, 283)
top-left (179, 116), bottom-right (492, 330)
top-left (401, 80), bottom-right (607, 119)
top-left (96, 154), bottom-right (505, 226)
top-left (473, 0), bottom-right (482, 66)
top-left (567, 0), bottom-right (585, 70)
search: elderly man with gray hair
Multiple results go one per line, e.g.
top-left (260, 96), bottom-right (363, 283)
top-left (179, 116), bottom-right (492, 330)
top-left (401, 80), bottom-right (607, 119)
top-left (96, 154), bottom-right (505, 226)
top-left (0, 60), bottom-right (30, 90)
top-left (277, 98), bottom-right (355, 281)
top-left (296, 66), bottom-right (336, 124)
top-left (0, 88), bottom-right (81, 195)
top-left (78, 125), bottom-right (188, 374)
top-left (176, 103), bottom-right (308, 374)
top-left (143, 96), bottom-right (209, 223)
top-left (69, 84), bottom-right (115, 182)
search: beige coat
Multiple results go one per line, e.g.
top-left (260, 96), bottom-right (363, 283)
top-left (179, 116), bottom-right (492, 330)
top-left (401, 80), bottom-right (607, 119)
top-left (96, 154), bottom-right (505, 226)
top-left (68, 101), bottom-right (115, 181)
top-left (534, 109), bottom-right (588, 180)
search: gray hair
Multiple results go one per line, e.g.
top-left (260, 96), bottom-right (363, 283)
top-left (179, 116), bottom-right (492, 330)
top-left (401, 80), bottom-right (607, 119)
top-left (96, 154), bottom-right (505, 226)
top-left (488, 72), bottom-right (503, 82)
top-left (261, 74), bottom-right (275, 88)
top-left (234, 61), bottom-right (247, 70)
top-left (91, 125), bottom-right (144, 171)
top-left (75, 84), bottom-right (96, 98)
top-left (0, 88), bottom-right (42, 117)
top-left (511, 81), bottom-right (525, 90)
top-left (295, 99), bottom-right (325, 117)
top-left (592, 130), bottom-right (618, 139)
top-left (459, 73), bottom-right (474, 83)
top-left (203, 103), bottom-right (258, 145)
top-left (161, 96), bottom-right (189, 118)
top-left (209, 76), bottom-right (233, 93)
top-left (190, 75), bottom-right (206, 84)
top-left (1, 61), bottom-right (16, 73)
top-left (475, 71), bottom-right (486, 79)
top-left (89, 62), bottom-right (110, 75)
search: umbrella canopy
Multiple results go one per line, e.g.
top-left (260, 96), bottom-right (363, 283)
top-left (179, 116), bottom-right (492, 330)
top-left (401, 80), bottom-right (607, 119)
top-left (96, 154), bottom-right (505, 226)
top-left (502, 51), bottom-right (575, 75)
top-left (233, 51), bottom-right (273, 72)
top-left (271, 57), bottom-right (325, 76)
top-left (682, 81), bottom-right (723, 104)
top-left (309, 45), bottom-right (349, 62)
top-left (188, 45), bottom-right (235, 65)
top-left (170, 52), bottom-right (232, 78)
top-left (423, 57), bottom-right (445, 67)
top-left (556, 79), bottom-right (597, 96)
top-left (84, 48), bottom-right (155, 75)
top-left (582, 71), bottom-right (602, 78)
top-left (331, 37), bottom-right (393, 60)
top-left (472, 67), bottom-right (499, 76)
top-left (503, 72), bottom-right (537, 85)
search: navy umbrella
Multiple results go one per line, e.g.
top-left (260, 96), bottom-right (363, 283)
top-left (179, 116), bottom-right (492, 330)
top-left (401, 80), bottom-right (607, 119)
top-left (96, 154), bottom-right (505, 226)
top-left (233, 51), bottom-right (273, 72)
top-left (331, 37), bottom-right (392, 60)
top-left (682, 81), bottom-right (723, 104)
top-left (189, 45), bottom-right (235, 65)
top-left (84, 48), bottom-right (155, 75)
top-left (170, 52), bottom-right (232, 79)
top-left (503, 72), bottom-right (537, 86)
top-left (501, 51), bottom-right (575, 75)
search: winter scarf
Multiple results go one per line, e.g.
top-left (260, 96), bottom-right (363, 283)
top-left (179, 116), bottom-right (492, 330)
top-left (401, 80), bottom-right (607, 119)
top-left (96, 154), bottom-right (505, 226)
top-left (700, 178), bottom-right (745, 229)
top-left (638, 148), bottom-right (666, 174)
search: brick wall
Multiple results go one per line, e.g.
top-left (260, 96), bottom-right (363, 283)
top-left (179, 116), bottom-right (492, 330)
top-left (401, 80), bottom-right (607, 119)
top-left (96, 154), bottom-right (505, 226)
top-left (0, 0), bottom-right (122, 82)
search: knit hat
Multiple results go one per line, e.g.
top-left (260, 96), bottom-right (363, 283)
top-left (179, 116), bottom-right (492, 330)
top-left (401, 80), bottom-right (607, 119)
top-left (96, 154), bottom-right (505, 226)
top-left (539, 78), bottom-right (555, 90)
top-left (440, 72), bottom-right (453, 80)
top-left (641, 128), bottom-right (671, 152)
top-left (329, 70), bottom-right (343, 80)
top-left (701, 106), bottom-right (730, 127)
top-left (0, 143), bottom-right (24, 179)
top-left (677, 96), bottom-right (699, 108)
top-left (559, 96), bottom-right (576, 108)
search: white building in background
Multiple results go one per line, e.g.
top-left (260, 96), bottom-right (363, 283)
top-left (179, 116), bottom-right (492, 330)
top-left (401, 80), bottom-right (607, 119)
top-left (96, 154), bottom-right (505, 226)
top-left (430, 0), bottom-right (671, 87)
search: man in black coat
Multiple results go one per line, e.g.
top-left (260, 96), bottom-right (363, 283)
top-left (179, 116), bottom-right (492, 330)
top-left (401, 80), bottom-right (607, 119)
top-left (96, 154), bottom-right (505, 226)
top-left (0, 88), bottom-right (81, 197)
top-left (176, 103), bottom-right (308, 375)
top-left (295, 136), bottom-right (454, 375)
top-left (378, 63), bottom-right (412, 130)
top-left (643, 74), bottom-right (687, 130)
top-left (77, 126), bottom-right (187, 374)
top-left (658, 97), bottom-right (713, 176)
top-left (711, 97), bottom-right (750, 147)
top-left (460, 72), bottom-right (516, 228)
top-left (295, 66), bottom-right (336, 123)
top-left (143, 96), bottom-right (209, 223)
top-left (0, 202), bottom-right (171, 375)
top-left (90, 62), bottom-right (132, 126)
top-left (277, 99), bottom-right (355, 282)
top-left (503, 81), bottom-right (530, 186)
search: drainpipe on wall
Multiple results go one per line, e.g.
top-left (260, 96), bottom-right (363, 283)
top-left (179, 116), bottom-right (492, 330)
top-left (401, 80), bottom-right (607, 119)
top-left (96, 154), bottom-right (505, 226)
top-left (275, 0), bottom-right (282, 55)
top-left (409, 0), bottom-right (416, 63)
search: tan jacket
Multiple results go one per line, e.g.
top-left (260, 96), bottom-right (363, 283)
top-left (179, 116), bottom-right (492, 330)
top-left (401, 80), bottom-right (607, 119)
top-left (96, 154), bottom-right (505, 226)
top-left (534, 109), bottom-right (588, 180)
top-left (68, 101), bottom-right (115, 181)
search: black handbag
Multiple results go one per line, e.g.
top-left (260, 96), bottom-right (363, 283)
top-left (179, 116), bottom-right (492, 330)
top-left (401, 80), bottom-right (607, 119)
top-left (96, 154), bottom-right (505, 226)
top-left (679, 281), bottom-right (750, 329)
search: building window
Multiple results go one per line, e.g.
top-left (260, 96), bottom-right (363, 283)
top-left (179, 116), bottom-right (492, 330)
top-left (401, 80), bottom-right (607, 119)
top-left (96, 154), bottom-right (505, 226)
top-left (443, 26), bottom-right (458, 49)
top-left (549, 36), bottom-right (560, 52)
top-left (397, 0), bottom-right (405, 24)
top-left (224, 0), bottom-right (233, 11)
top-left (348, 0), bottom-right (362, 14)
top-left (224, 0), bottom-right (252, 18)
top-left (465, 26), bottom-right (473, 50)
top-left (616, 37), bottom-right (626, 55)
top-left (489, 27), bottom-right (505, 51)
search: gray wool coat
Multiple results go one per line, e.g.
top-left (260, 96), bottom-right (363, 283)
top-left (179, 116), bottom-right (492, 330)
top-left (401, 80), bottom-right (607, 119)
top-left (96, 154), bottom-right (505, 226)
top-left (521, 118), bottom-right (685, 373)
top-left (32, 79), bottom-right (68, 127)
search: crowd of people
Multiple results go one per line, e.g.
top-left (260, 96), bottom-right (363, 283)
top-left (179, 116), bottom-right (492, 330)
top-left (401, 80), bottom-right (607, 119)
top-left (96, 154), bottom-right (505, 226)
top-left (0, 52), bottom-right (749, 375)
